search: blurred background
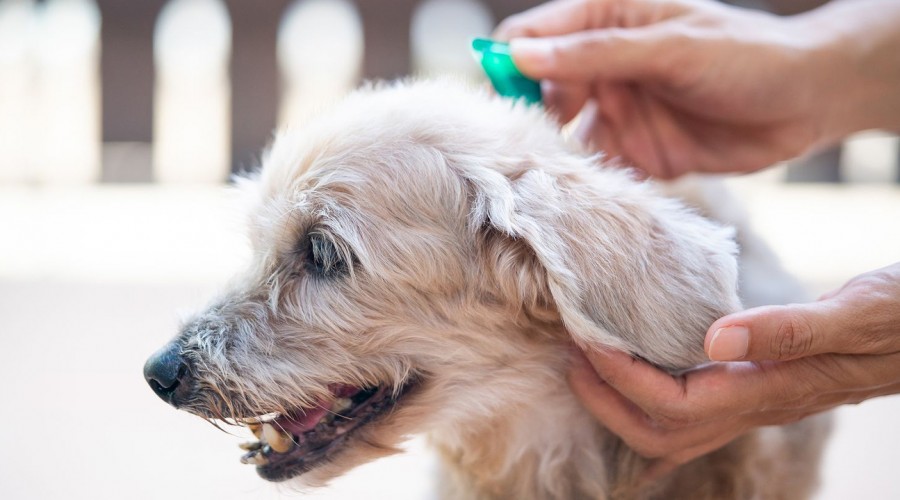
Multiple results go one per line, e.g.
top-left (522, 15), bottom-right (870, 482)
top-left (0, 0), bottom-right (897, 498)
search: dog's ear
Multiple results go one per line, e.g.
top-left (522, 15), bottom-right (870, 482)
top-left (473, 162), bottom-right (741, 370)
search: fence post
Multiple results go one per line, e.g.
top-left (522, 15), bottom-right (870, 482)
top-left (786, 146), bottom-right (843, 183)
top-left (355, 0), bottom-right (418, 79)
top-left (96, 0), bottom-right (166, 182)
top-left (0, 0), bottom-right (38, 183)
top-left (840, 132), bottom-right (900, 184)
top-left (480, 0), bottom-right (544, 25)
top-left (277, 0), bottom-right (363, 127)
top-left (36, 0), bottom-right (101, 184)
top-left (154, 0), bottom-right (231, 183)
top-left (224, 0), bottom-right (292, 174)
top-left (410, 0), bottom-right (493, 78)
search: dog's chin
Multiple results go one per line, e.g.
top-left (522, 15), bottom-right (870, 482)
top-left (232, 380), bottom-right (420, 482)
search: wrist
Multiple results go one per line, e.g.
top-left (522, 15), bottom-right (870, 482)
top-left (794, 0), bottom-right (900, 144)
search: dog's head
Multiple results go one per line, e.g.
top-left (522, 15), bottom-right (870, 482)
top-left (144, 80), bottom-right (740, 485)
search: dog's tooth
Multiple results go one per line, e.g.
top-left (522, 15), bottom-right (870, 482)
top-left (240, 451), bottom-right (269, 466)
top-left (239, 441), bottom-right (261, 451)
top-left (263, 423), bottom-right (293, 453)
top-left (261, 423), bottom-right (277, 442)
top-left (269, 435), bottom-right (293, 454)
top-left (333, 397), bottom-right (352, 414)
top-left (248, 423), bottom-right (262, 439)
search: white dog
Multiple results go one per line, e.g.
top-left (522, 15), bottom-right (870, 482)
top-left (144, 80), bottom-right (830, 499)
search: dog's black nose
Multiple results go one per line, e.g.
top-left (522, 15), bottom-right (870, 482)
top-left (144, 343), bottom-right (189, 405)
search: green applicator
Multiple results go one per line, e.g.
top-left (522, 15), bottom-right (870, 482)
top-left (471, 38), bottom-right (542, 105)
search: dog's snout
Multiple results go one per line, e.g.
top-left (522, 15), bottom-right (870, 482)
top-left (144, 343), bottom-right (189, 406)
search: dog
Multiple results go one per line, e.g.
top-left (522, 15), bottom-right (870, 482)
top-left (144, 80), bottom-right (830, 499)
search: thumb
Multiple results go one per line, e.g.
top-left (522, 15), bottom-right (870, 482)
top-left (704, 302), bottom-right (854, 362)
top-left (510, 28), bottom-right (674, 82)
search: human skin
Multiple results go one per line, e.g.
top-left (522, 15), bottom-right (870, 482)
top-left (495, 0), bottom-right (900, 478)
top-left (495, 0), bottom-right (900, 178)
top-left (570, 262), bottom-right (900, 478)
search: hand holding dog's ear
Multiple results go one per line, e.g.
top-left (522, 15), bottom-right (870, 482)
top-left (569, 262), bottom-right (900, 478)
top-left (706, 265), bottom-right (900, 362)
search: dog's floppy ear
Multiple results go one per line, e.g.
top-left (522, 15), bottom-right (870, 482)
top-left (473, 161), bottom-right (741, 370)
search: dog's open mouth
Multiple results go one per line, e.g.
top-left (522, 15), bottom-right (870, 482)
top-left (235, 382), bottom-right (415, 481)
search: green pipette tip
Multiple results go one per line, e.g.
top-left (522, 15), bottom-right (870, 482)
top-left (471, 38), bottom-right (542, 105)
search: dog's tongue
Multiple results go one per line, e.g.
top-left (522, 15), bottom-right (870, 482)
top-left (275, 384), bottom-right (360, 435)
top-left (277, 406), bottom-right (329, 435)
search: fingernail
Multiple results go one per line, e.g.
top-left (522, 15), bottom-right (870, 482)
top-left (510, 38), bottom-right (552, 67)
top-left (708, 326), bottom-right (749, 361)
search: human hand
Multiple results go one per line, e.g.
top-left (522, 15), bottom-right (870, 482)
top-left (494, 0), bottom-right (900, 178)
top-left (568, 262), bottom-right (900, 478)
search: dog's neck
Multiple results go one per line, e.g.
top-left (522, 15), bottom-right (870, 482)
top-left (426, 334), bottom-right (619, 499)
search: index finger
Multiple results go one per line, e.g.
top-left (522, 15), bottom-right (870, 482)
top-left (583, 347), bottom-right (899, 424)
top-left (493, 0), bottom-right (688, 40)
top-left (581, 348), bottom-right (690, 413)
top-left (494, 0), bottom-right (601, 40)
top-left (582, 348), bottom-right (779, 423)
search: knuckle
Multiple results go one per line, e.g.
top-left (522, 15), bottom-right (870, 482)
top-left (647, 402), bottom-right (693, 430)
top-left (852, 326), bottom-right (889, 354)
top-left (834, 269), bottom-right (900, 353)
top-left (643, 28), bottom-right (694, 81)
top-left (773, 312), bottom-right (815, 359)
top-left (494, 16), bottom-right (526, 38)
top-left (547, 39), bottom-right (568, 64)
top-left (566, 31), bottom-right (608, 58)
top-left (851, 269), bottom-right (896, 293)
top-left (652, 409), bottom-right (690, 430)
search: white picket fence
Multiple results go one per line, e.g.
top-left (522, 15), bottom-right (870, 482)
top-left (0, 0), bottom-right (896, 184)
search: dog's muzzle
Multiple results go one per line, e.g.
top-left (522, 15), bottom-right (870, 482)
top-left (143, 342), bottom-right (191, 407)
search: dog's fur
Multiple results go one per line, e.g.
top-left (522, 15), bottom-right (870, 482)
top-left (170, 80), bottom-right (830, 499)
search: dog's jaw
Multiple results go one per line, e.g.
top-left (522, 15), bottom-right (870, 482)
top-left (237, 382), bottom-right (421, 482)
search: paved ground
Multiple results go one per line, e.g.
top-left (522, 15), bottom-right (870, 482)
top-left (0, 181), bottom-right (897, 499)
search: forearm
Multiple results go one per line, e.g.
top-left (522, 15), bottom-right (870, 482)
top-left (796, 0), bottom-right (900, 144)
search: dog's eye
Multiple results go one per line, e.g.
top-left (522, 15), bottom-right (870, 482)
top-left (304, 233), bottom-right (348, 278)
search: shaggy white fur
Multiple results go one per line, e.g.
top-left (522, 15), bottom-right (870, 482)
top-left (160, 79), bottom-right (830, 499)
